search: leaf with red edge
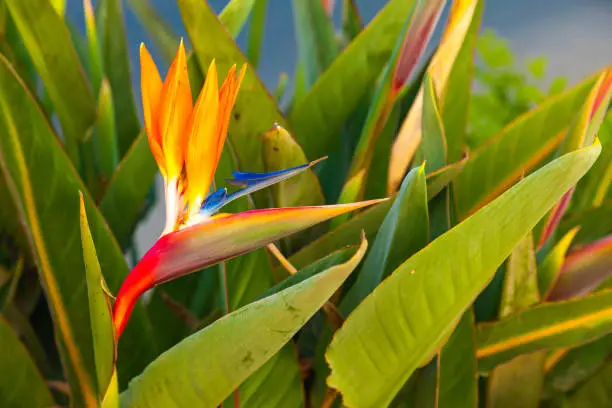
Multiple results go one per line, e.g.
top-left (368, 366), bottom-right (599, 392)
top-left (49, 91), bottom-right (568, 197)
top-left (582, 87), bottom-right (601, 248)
top-left (547, 235), bottom-right (612, 301)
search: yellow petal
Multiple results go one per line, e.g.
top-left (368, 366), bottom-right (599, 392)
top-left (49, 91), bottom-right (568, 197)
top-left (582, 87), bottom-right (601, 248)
top-left (185, 60), bottom-right (219, 209)
top-left (139, 43), bottom-right (165, 176)
top-left (159, 40), bottom-right (193, 179)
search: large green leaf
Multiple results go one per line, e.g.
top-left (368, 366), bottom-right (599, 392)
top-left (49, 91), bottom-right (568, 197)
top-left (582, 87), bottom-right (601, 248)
top-left (237, 344), bottom-right (304, 407)
top-left (0, 55), bottom-right (154, 398)
top-left (0, 317), bottom-right (54, 407)
top-left (340, 164), bottom-right (428, 314)
top-left (325, 142), bottom-right (601, 407)
top-left (453, 75), bottom-right (597, 219)
top-left (79, 192), bottom-right (115, 401)
top-left (476, 288), bottom-right (612, 373)
top-left (289, 0), bottom-right (418, 159)
top-left (120, 238), bottom-right (368, 407)
top-left (178, 0), bottom-right (285, 181)
top-left (99, 132), bottom-right (157, 249)
top-left (100, 0), bottom-right (141, 156)
top-left (5, 0), bottom-right (96, 166)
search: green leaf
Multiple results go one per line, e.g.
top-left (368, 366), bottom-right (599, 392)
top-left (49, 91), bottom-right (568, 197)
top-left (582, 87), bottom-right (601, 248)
top-left (487, 234), bottom-right (544, 408)
top-left (99, 132), bottom-right (156, 249)
top-left (418, 73), bottom-right (447, 173)
top-left (292, 0), bottom-right (338, 88)
top-left (83, 0), bottom-right (103, 96)
top-left (96, 79), bottom-right (119, 183)
top-left (543, 334), bottom-right (612, 397)
top-left (262, 125), bottom-right (325, 208)
top-left (487, 352), bottom-right (546, 408)
top-left (564, 359), bottom-right (612, 408)
top-left (290, 0), bottom-right (418, 159)
top-left (438, 311), bottom-right (477, 408)
top-left (559, 202), bottom-right (612, 245)
top-left (340, 164), bottom-right (428, 314)
top-left (289, 165), bottom-right (464, 269)
top-left (237, 344), bottom-right (304, 407)
top-left (325, 142), bottom-right (601, 407)
top-left (178, 0), bottom-right (285, 193)
top-left (573, 113), bottom-right (612, 210)
top-left (260, 248), bottom-right (355, 299)
top-left (219, 0), bottom-right (257, 38)
top-left (341, 0), bottom-right (363, 43)
top-left (0, 317), bottom-right (54, 408)
top-left (246, 0), bottom-right (268, 68)
top-left (100, 0), bottom-right (141, 156)
top-left (0, 55), bottom-right (154, 396)
top-left (79, 192), bottom-right (115, 401)
top-left (500, 234), bottom-right (540, 315)
top-left (120, 238), bottom-right (368, 407)
top-left (453, 74), bottom-right (597, 219)
top-left (476, 288), bottom-right (612, 373)
top-left (5, 0), bottom-right (96, 166)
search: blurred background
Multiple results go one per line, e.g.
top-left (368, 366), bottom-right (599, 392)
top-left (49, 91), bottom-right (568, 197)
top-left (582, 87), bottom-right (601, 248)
top-left (64, 0), bottom-right (612, 257)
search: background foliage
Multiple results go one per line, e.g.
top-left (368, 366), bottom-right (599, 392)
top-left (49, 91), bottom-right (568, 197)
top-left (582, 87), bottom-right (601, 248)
top-left (0, 1), bottom-right (611, 407)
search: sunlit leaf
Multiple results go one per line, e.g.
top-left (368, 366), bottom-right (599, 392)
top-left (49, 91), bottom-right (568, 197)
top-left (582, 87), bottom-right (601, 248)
top-left (326, 142), bottom-right (600, 407)
top-left (119, 237), bottom-right (368, 407)
top-left (340, 164), bottom-right (428, 315)
top-left (477, 287), bottom-right (612, 373)
top-left (453, 74), bottom-right (596, 219)
top-left (79, 192), bottom-right (115, 401)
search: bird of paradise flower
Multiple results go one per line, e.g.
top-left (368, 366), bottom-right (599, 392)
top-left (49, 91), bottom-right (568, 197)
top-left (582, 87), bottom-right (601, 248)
top-left (112, 41), bottom-right (384, 338)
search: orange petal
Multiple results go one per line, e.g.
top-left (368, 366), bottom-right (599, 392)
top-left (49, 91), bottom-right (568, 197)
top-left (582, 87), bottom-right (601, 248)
top-left (159, 40), bottom-right (193, 179)
top-left (215, 64), bottom-right (246, 164)
top-left (140, 43), bottom-right (165, 176)
top-left (185, 60), bottom-right (220, 210)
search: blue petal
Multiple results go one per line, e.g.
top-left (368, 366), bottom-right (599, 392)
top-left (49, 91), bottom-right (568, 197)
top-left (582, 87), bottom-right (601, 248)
top-left (200, 157), bottom-right (326, 216)
top-left (201, 188), bottom-right (228, 214)
top-left (227, 163), bottom-right (310, 187)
